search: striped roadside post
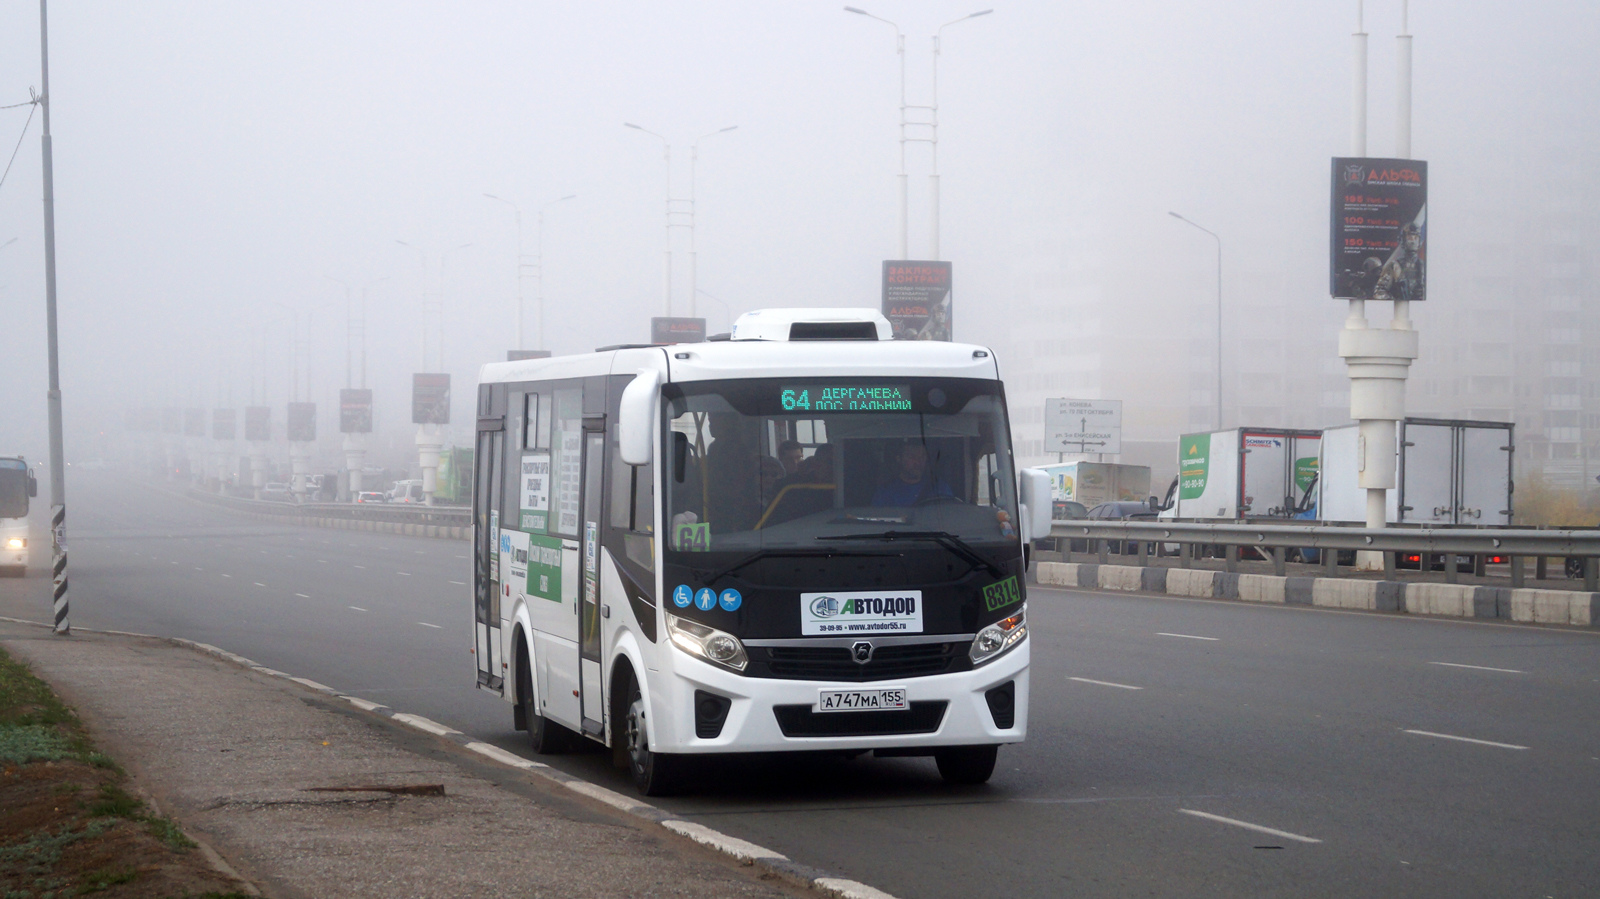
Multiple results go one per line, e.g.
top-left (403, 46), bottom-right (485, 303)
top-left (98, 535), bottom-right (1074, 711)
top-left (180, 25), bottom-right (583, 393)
top-left (51, 504), bottom-right (68, 634)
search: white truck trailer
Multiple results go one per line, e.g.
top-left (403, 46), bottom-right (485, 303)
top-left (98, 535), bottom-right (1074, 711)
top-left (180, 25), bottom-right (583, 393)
top-left (1317, 418), bottom-right (1513, 525)
top-left (1038, 462), bottom-right (1151, 519)
top-left (1163, 428), bottom-right (1321, 520)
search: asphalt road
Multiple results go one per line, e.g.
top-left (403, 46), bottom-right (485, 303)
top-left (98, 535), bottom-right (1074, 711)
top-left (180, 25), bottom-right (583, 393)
top-left (5, 473), bottom-right (1597, 898)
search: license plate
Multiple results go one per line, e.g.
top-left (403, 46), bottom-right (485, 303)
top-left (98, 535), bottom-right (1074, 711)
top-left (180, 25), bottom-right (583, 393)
top-left (815, 688), bottom-right (908, 713)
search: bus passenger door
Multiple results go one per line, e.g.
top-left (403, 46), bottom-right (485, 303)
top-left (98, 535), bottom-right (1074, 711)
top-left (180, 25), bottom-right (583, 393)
top-left (474, 426), bottom-right (505, 691)
top-left (578, 426), bottom-right (606, 735)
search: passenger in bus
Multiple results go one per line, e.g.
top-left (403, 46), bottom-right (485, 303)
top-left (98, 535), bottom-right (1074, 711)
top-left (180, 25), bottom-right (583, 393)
top-left (758, 444), bottom-right (836, 527)
top-left (777, 439), bottom-right (804, 476)
top-left (872, 441), bottom-right (953, 506)
top-left (703, 417), bottom-right (763, 532)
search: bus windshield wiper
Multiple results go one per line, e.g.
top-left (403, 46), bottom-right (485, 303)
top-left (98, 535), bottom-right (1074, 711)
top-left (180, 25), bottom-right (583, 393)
top-left (697, 547), bottom-right (900, 585)
top-left (824, 530), bottom-right (1003, 579)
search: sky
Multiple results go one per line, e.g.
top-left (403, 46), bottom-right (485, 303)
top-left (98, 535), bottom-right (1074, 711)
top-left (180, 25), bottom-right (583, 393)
top-left (0, 0), bottom-right (1595, 471)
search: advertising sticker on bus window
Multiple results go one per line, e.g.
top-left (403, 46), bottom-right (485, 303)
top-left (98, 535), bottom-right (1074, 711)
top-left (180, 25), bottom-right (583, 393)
top-left (519, 451), bottom-right (551, 531)
top-left (525, 533), bottom-right (562, 602)
top-left (800, 590), bottom-right (923, 636)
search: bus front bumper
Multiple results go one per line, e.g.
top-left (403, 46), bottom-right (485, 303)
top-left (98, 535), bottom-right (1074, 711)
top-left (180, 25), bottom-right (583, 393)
top-left (648, 639), bottom-right (1029, 755)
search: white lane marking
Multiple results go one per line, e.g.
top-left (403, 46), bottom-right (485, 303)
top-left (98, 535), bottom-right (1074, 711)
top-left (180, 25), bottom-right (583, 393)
top-left (353, 565), bottom-right (366, 569)
top-left (449, 580), bottom-right (466, 586)
top-left (317, 559), bottom-right (328, 563)
top-left (418, 622), bottom-right (441, 629)
top-left (253, 582), bottom-right (266, 587)
top-left (1402, 729), bottom-right (1529, 750)
top-left (194, 567), bottom-right (203, 571)
top-left (294, 593), bottom-right (310, 598)
top-left (221, 574), bottom-right (232, 578)
top-left (397, 572), bottom-right (412, 577)
top-left (454, 555), bottom-right (468, 560)
top-left (1069, 677), bottom-right (1143, 691)
top-left (1178, 809), bottom-right (1322, 844)
top-left (1158, 632), bottom-right (1218, 641)
top-left (1429, 661), bottom-right (1525, 675)
top-left (415, 550), bottom-right (426, 555)
top-left (349, 606), bottom-right (368, 612)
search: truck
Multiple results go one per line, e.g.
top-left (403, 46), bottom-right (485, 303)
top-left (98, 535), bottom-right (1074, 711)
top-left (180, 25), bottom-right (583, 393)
top-left (1317, 418), bottom-right (1513, 526)
top-left (0, 456), bottom-right (39, 576)
top-left (1161, 428), bottom-right (1321, 520)
top-left (1038, 461), bottom-right (1151, 519)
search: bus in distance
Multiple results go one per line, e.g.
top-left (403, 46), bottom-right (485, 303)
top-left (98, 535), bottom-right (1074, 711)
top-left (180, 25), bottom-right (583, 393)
top-left (471, 308), bottom-right (1051, 794)
top-left (0, 457), bottom-right (38, 576)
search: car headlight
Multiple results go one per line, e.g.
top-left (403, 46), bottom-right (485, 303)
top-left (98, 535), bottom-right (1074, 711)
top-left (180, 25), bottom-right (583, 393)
top-left (666, 611), bottom-right (748, 672)
top-left (5, 538), bottom-right (23, 550)
top-left (970, 607), bottom-right (1027, 666)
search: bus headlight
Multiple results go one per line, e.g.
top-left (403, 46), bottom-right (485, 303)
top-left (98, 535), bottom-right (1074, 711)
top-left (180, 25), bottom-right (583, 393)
top-left (970, 608), bottom-right (1026, 666)
top-left (5, 538), bottom-right (23, 550)
top-left (666, 612), bottom-right (748, 673)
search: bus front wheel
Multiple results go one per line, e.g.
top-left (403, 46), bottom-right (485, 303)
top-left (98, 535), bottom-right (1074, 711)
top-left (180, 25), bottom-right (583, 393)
top-left (626, 683), bottom-right (683, 796)
top-left (935, 745), bottom-right (998, 785)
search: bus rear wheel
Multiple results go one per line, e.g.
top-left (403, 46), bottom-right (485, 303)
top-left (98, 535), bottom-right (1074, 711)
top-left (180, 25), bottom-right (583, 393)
top-left (518, 645), bottom-right (570, 754)
top-left (625, 683), bottom-right (683, 796)
top-left (935, 745), bottom-right (998, 785)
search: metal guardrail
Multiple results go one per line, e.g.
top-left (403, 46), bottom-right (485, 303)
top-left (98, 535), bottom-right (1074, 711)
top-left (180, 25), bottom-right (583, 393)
top-left (185, 489), bottom-right (472, 527)
top-left (1047, 519), bottom-right (1600, 590)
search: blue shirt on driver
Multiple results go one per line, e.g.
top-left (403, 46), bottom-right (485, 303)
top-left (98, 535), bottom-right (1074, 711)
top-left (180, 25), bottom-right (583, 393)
top-left (871, 476), bottom-right (953, 506)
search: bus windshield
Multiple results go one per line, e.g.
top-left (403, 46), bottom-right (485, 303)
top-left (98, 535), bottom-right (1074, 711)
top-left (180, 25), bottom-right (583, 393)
top-left (662, 378), bottom-right (1018, 556)
top-left (0, 460), bottom-right (28, 520)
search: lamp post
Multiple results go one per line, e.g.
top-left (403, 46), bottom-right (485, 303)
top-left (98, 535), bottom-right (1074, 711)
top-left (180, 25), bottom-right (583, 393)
top-left (324, 274), bottom-right (386, 500)
top-left (482, 193), bottom-right (526, 350)
top-left (394, 240), bottom-right (470, 506)
top-left (626, 123), bottom-right (735, 318)
top-left (1168, 211), bottom-right (1223, 431)
top-left (38, 0), bottom-right (69, 635)
top-left (535, 194), bottom-right (575, 351)
top-left (847, 6), bottom-right (990, 260)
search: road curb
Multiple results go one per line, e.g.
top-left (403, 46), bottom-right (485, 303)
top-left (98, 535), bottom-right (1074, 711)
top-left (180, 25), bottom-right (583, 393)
top-left (148, 634), bottom-right (904, 899)
top-left (1035, 561), bottom-right (1600, 628)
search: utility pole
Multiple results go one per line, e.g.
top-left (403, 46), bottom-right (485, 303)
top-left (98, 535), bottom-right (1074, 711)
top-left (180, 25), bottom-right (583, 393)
top-left (38, 0), bottom-right (69, 635)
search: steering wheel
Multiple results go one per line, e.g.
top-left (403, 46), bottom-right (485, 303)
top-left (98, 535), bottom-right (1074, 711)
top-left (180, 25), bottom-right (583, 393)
top-left (915, 493), bottom-right (963, 506)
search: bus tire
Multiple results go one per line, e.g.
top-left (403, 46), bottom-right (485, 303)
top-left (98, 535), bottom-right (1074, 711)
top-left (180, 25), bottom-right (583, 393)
top-left (625, 681), bottom-right (683, 796)
top-left (517, 640), bottom-right (568, 755)
top-left (935, 745), bottom-right (998, 785)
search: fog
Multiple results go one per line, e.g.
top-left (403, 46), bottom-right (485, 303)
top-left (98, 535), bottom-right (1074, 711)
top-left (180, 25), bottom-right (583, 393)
top-left (1, 1), bottom-right (1595, 485)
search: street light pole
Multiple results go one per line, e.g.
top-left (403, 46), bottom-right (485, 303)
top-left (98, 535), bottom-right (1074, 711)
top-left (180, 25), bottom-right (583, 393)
top-left (1169, 212), bottom-right (1223, 431)
top-left (482, 194), bottom-right (525, 350)
top-left (535, 194), bottom-right (575, 351)
top-left (689, 126), bottom-right (737, 317)
top-left (845, 7), bottom-right (908, 259)
top-left (625, 123), bottom-right (674, 315)
top-left (930, 10), bottom-right (991, 260)
top-left (394, 240), bottom-right (428, 368)
top-left (38, 0), bottom-right (69, 635)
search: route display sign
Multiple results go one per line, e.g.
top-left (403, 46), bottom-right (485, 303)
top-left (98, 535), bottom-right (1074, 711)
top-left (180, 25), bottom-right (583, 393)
top-left (339, 389), bottom-right (373, 434)
top-left (287, 402), bottom-right (317, 442)
top-left (244, 407), bottom-right (270, 442)
top-left (1044, 398), bottom-right (1122, 455)
top-left (779, 384), bottom-right (912, 412)
top-left (651, 317), bottom-right (707, 345)
top-left (1330, 157), bottom-right (1427, 301)
top-left (882, 260), bottom-right (952, 341)
top-left (412, 373), bottom-right (451, 424)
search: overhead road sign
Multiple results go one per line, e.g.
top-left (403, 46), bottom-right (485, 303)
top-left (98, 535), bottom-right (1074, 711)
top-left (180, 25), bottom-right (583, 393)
top-left (1044, 398), bottom-right (1122, 455)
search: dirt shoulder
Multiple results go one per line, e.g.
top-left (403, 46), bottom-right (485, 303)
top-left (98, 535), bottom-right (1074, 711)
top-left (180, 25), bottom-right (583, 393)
top-left (0, 642), bottom-right (251, 899)
top-left (0, 622), bottom-right (808, 899)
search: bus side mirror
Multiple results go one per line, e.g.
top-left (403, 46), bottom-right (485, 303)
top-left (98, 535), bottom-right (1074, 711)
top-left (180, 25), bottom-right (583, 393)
top-left (27, 473), bottom-right (37, 497)
top-left (1018, 468), bottom-right (1052, 543)
top-left (619, 369), bottom-right (660, 467)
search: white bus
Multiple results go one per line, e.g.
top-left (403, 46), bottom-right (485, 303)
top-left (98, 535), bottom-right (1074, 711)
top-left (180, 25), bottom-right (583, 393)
top-left (471, 308), bottom-right (1051, 794)
top-left (1, 456), bottom-right (38, 576)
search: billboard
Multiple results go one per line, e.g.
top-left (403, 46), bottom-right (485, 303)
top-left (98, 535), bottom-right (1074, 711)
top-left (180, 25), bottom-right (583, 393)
top-left (651, 317), bottom-right (707, 345)
top-left (1330, 157), bottom-right (1427, 301)
top-left (212, 408), bottom-right (236, 441)
top-left (162, 407), bottom-right (182, 434)
top-left (340, 388), bottom-right (373, 434)
top-left (183, 408), bottom-right (206, 437)
top-left (507, 349), bottom-right (553, 361)
top-left (412, 373), bottom-right (451, 424)
top-left (287, 402), bottom-right (317, 442)
top-left (244, 406), bottom-right (271, 442)
top-left (882, 260), bottom-right (953, 341)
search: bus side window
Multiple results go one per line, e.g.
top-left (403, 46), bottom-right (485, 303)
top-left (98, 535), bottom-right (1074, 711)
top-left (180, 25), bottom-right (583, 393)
top-left (608, 432), bottom-right (656, 571)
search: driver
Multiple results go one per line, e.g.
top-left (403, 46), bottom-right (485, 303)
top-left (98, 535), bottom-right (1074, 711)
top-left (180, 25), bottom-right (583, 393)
top-left (871, 441), bottom-right (953, 506)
